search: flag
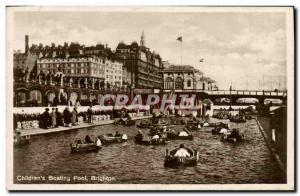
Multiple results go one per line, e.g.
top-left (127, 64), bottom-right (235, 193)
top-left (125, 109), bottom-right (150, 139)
top-left (177, 36), bottom-right (182, 42)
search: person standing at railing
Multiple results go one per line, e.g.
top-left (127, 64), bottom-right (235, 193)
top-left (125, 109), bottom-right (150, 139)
top-left (71, 107), bottom-right (78, 126)
top-left (87, 106), bottom-right (93, 124)
top-left (40, 108), bottom-right (51, 129)
top-left (63, 107), bottom-right (72, 127)
top-left (55, 108), bottom-right (63, 127)
top-left (51, 108), bottom-right (57, 128)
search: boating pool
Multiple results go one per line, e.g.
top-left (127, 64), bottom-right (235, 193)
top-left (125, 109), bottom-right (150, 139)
top-left (13, 118), bottom-right (286, 184)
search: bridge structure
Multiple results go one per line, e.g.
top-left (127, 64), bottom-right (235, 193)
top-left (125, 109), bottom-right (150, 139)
top-left (13, 80), bottom-right (287, 107)
top-left (162, 89), bottom-right (287, 105)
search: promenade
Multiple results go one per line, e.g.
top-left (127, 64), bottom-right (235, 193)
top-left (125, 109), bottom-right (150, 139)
top-left (19, 115), bottom-right (151, 136)
top-left (256, 116), bottom-right (287, 174)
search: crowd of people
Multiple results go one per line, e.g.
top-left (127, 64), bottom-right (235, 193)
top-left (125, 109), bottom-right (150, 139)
top-left (39, 107), bottom-right (79, 129)
top-left (14, 106), bottom-right (149, 130)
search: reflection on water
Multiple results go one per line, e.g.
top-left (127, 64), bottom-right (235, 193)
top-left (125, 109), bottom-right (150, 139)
top-left (14, 118), bottom-right (286, 184)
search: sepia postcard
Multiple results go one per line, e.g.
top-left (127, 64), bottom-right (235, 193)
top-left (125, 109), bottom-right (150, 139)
top-left (6, 6), bottom-right (295, 191)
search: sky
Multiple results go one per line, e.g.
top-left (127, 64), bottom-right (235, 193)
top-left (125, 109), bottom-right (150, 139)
top-left (13, 9), bottom-right (288, 90)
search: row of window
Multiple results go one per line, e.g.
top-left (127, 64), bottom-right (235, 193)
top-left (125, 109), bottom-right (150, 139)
top-left (106, 75), bottom-right (122, 80)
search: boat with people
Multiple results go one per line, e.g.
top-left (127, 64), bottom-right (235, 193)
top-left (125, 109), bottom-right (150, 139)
top-left (14, 131), bottom-right (30, 146)
top-left (213, 111), bottom-right (231, 119)
top-left (166, 128), bottom-right (193, 140)
top-left (164, 144), bottom-right (199, 167)
top-left (99, 132), bottom-right (128, 145)
top-left (185, 121), bottom-right (201, 131)
top-left (124, 119), bottom-right (135, 126)
top-left (201, 121), bottom-right (227, 127)
top-left (114, 118), bottom-right (136, 126)
top-left (70, 135), bottom-right (102, 153)
top-left (137, 119), bottom-right (153, 128)
top-left (170, 117), bottom-right (187, 125)
top-left (245, 115), bottom-right (253, 120)
top-left (134, 130), bottom-right (168, 145)
top-left (229, 115), bottom-right (246, 123)
top-left (220, 128), bottom-right (245, 143)
top-left (211, 122), bottom-right (230, 135)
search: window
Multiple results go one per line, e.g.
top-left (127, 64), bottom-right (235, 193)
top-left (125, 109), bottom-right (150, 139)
top-left (175, 77), bottom-right (184, 89)
top-left (29, 90), bottom-right (42, 103)
top-left (165, 77), bottom-right (173, 90)
top-left (187, 79), bottom-right (191, 87)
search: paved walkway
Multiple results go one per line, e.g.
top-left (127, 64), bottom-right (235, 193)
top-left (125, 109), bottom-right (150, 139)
top-left (20, 115), bottom-right (152, 136)
top-left (256, 116), bottom-right (286, 175)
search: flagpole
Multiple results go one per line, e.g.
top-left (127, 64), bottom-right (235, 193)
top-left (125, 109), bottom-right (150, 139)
top-left (180, 41), bottom-right (182, 65)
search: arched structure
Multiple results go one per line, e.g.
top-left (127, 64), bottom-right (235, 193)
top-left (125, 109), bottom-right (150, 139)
top-left (175, 77), bottom-right (184, 89)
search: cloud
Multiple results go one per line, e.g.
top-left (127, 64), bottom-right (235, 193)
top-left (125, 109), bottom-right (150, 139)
top-left (13, 11), bottom-right (288, 90)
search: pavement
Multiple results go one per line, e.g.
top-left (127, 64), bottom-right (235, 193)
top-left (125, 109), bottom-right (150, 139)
top-left (20, 115), bottom-right (152, 136)
top-left (255, 116), bottom-right (286, 175)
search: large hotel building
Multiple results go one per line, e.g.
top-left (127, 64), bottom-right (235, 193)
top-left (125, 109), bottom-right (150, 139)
top-left (115, 31), bottom-right (164, 89)
top-left (13, 34), bottom-right (216, 106)
top-left (13, 34), bottom-right (164, 106)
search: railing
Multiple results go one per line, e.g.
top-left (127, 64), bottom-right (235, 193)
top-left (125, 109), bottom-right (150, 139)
top-left (162, 89), bottom-right (287, 97)
top-left (14, 80), bottom-right (131, 94)
top-left (206, 90), bottom-right (287, 97)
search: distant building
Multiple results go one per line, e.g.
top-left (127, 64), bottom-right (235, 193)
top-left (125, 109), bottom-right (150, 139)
top-left (13, 35), bottom-right (124, 106)
top-left (20, 36), bottom-right (123, 90)
top-left (161, 65), bottom-right (216, 90)
top-left (114, 31), bottom-right (164, 89)
top-left (36, 55), bottom-right (106, 89)
top-left (162, 60), bottom-right (171, 69)
top-left (104, 60), bottom-right (123, 88)
top-left (13, 35), bottom-right (38, 82)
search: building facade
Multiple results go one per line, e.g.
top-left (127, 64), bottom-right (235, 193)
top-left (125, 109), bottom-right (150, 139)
top-left (36, 55), bottom-right (106, 89)
top-left (104, 60), bottom-right (123, 88)
top-left (115, 31), bottom-right (164, 89)
top-left (162, 65), bottom-right (216, 90)
top-left (13, 35), bottom-right (125, 107)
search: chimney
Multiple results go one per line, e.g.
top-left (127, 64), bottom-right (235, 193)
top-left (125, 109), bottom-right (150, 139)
top-left (52, 51), bottom-right (57, 58)
top-left (25, 35), bottom-right (29, 54)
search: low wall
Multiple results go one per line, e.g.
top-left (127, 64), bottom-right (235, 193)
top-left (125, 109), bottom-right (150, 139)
top-left (13, 105), bottom-right (150, 114)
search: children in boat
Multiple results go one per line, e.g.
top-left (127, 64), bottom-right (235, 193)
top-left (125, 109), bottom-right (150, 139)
top-left (152, 134), bottom-right (160, 140)
top-left (96, 136), bottom-right (102, 147)
top-left (136, 130), bottom-right (143, 141)
top-left (219, 128), bottom-right (229, 135)
top-left (115, 131), bottom-right (121, 137)
top-left (174, 144), bottom-right (190, 157)
top-left (85, 135), bottom-right (93, 143)
top-left (121, 134), bottom-right (128, 140)
top-left (178, 129), bottom-right (189, 136)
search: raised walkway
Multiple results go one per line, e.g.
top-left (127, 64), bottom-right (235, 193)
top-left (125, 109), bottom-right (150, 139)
top-left (20, 115), bottom-right (151, 136)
